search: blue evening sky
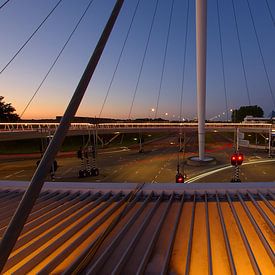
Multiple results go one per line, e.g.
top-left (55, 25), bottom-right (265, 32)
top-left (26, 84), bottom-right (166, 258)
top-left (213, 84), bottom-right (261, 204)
top-left (0, 0), bottom-right (274, 120)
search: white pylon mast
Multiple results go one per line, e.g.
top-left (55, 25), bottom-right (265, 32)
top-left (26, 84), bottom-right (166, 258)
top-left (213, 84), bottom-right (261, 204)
top-left (196, 0), bottom-right (207, 160)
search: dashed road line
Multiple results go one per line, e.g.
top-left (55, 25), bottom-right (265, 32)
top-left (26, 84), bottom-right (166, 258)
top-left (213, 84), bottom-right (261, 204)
top-left (5, 170), bottom-right (24, 179)
top-left (60, 168), bottom-right (73, 177)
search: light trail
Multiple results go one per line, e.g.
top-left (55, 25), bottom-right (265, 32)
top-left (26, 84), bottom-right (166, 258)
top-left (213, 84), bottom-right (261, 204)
top-left (186, 159), bottom-right (275, 183)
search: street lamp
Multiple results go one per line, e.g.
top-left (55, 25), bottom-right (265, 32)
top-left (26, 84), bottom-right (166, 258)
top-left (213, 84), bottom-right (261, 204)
top-left (148, 108), bottom-right (155, 120)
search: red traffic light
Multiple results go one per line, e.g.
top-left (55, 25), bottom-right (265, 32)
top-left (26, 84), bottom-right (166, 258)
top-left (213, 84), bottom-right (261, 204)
top-left (231, 153), bottom-right (244, 166)
top-left (176, 173), bottom-right (184, 183)
top-left (231, 155), bottom-right (236, 165)
top-left (237, 153), bottom-right (244, 165)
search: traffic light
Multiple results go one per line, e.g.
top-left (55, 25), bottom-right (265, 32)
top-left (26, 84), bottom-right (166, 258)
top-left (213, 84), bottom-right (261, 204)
top-left (231, 154), bottom-right (237, 166)
top-left (231, 153), bottom-right (244, 166)
top-left (176, 173), bottom-right (184, 183)
top-left (77, 149), bottom-right (83, 159)
top-left (236, 153), bottom-right (244, 165)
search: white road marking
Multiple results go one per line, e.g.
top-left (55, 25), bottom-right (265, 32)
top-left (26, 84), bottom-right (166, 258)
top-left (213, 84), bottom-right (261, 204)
top-left (99, 148), bottom-right (130, 155)
top-left (60, 168), bottom-right (73, 177)
top-left (5, 170), bottom-right (24, 179)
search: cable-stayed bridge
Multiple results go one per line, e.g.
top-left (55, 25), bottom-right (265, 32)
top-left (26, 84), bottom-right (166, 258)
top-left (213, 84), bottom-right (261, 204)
top-left (0, 0), bottom-right (274, 273)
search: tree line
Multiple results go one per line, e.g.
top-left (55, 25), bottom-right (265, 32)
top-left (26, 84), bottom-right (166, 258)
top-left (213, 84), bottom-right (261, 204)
top-left (231, 105), bottom-right (264, 122)
top-left (0, 96), bottom-right (20, 122)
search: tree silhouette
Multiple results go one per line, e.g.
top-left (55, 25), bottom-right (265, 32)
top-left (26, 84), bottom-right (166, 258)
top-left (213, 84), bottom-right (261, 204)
top-left (0, 96), bottom-right (20, 122)
top-left (231, 105), bottom-right (264, 122)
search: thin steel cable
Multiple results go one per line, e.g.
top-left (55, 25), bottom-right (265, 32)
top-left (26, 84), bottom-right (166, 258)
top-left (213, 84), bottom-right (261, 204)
top-left (0, 0), bottom-right (11, 10)
top-left (265, 0), bottom-right (275, 26)
top-left (155, 0), bottom-right (175, 119)
top-left (217, 0), bottom-right (229, 121)
top-left (246, 0), bottom-right (275, 108)
top-left (0, 0), bottom-right (64, 75)
top-left (127, 0), bottom-right (160, 119)
top-left (178, 0), bottom-right (189, 171)
top-left (179, 0), bottom-right (190, 122)
top-left (99, 0), bottom-right (142, 119)
top-left (20, 0), bottom-right (95, 118)
top-left (231, 0), bottom-right (251, 105)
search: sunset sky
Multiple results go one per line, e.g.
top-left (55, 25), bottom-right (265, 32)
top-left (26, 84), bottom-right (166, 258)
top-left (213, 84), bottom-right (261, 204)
top-left (0, 0), bottom-right (274, 120)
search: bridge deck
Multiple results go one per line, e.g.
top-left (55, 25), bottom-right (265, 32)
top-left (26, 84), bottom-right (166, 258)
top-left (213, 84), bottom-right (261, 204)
top-left (0, 122), bottom-right (274, 141)
top-left (0, 182), bottom-right (274, 274)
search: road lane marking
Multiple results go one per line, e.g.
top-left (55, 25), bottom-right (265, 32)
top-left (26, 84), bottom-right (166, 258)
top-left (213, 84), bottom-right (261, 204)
top-left (60, 168), bottom-right (73, 177)
top-left (5, 170), bottom-right (25, 179)
top-left (98, 148), bottom-right (130, 155)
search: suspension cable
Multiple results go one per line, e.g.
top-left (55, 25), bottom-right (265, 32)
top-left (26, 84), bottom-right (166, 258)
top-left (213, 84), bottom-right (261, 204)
top-left (179, 0), bottom-right (190, 122)
top-left (20, 0), bottom-right (95, 118)
top-left (231, 0), bottom-right (251, 105)
top-left (265, 0), bottom-right (275, 26)
top-left (99, 0), bottom-right (142, 119)
top-left (0, 0), bottom-right (64, 75)
top-left (154, 0), bottom-right (175, 119)
top-left (217, 0), bottom-right (229, 121)
top-left (0, 0), bottom-right (11, 10)
top-left (178, 0), bottom-right (190, 171)
top-left (127, 0), bottom-right (160, 119)
top-left (246, 0), bottom-right (275, 108)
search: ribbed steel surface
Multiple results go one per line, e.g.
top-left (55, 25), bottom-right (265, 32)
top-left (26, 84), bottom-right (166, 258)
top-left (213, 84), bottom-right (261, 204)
top-left (0, 187), bottom-right (274, 274)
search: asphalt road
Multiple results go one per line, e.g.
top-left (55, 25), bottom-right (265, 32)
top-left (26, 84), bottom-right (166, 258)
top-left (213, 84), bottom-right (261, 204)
top-left (0, 132), bottom-right (274, 183)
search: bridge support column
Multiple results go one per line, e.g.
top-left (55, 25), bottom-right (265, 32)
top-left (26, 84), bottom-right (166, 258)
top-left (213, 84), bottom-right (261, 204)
top-left (236, 128), bottom-right (239, 151)
top-left (139, 131), bottom-right (144, 153)
top-left (196, 0), bottom-right (207, 160)
top-left (268, 128), bottom-right (271, 158)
